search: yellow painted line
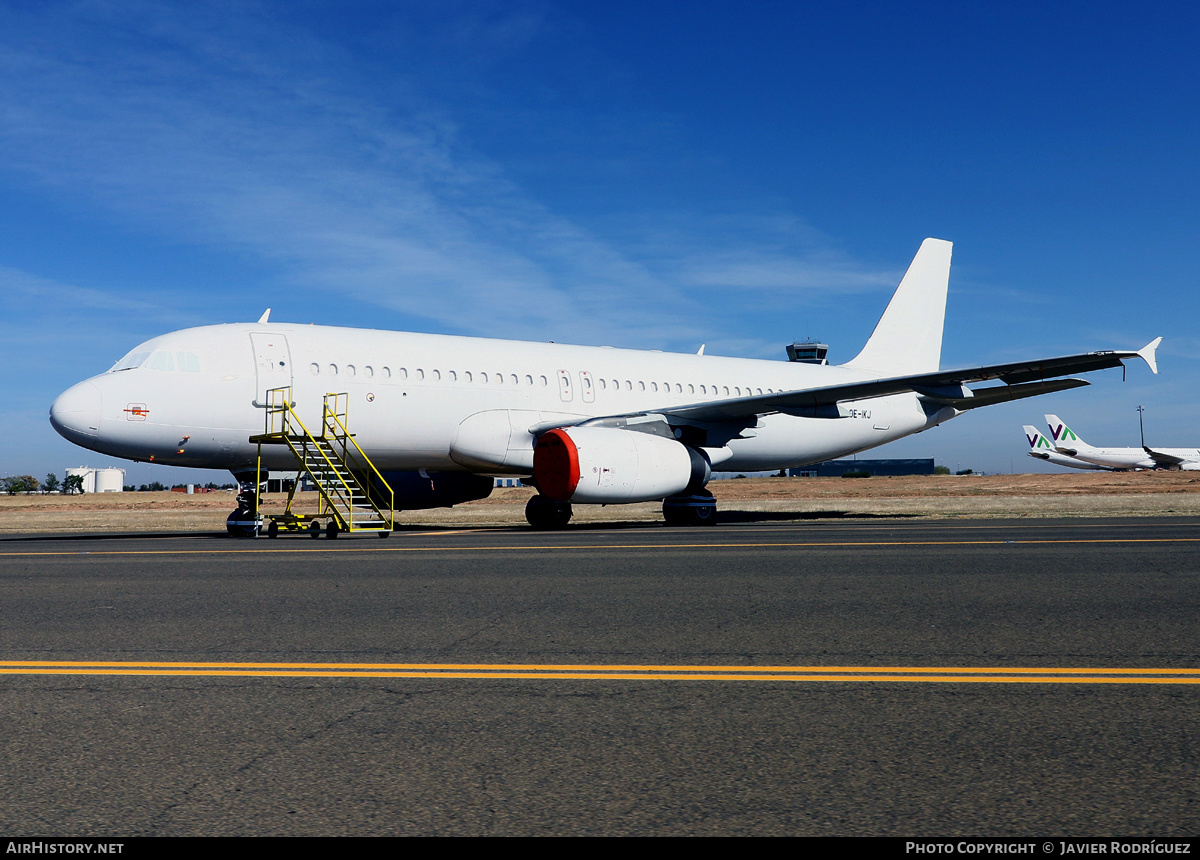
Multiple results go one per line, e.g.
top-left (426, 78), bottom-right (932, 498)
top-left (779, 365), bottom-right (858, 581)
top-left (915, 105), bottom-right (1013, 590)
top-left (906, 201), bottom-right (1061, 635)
top-left (4, 660), bottom-right (1200, 674)
top-left (4, 536), bottom-right (1200, 557)
top-left (0, 660), bottom-right (1197, 684)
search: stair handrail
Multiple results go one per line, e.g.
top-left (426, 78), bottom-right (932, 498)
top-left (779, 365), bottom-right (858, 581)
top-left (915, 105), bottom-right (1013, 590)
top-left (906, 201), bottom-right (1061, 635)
top-left (262, 387), bottom-right (361, 525)
top-left (321, 393), bottom-right (394, 521)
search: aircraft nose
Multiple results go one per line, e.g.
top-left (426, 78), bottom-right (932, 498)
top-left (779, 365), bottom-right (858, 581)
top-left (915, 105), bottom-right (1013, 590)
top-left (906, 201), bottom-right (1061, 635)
top-left (50, 380), bottom-right (103, 441)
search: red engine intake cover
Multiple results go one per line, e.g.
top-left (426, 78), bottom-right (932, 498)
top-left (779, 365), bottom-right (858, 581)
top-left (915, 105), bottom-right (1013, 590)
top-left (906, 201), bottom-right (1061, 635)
top-left (533, 428), bottom-right (581, 501)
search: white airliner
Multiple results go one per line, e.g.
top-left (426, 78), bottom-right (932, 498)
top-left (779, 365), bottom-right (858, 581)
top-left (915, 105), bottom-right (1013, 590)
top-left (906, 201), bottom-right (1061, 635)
top-left (50, 239), bottom-right (1161, 530)
top-left (1045, 414), bottom-right (1199, 471)
top-left (1023, 425), bottom-right (1113, 470)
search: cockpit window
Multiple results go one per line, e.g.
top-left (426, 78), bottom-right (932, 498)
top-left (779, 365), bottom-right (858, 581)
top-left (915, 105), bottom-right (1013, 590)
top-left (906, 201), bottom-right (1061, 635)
top-left (109, 349), bottom-right (200, 373)
top-left (146, 351), bottom-right (175, 372)
top-left (176, 352), bottom-right (200, 372)
top-left (111, 351), bottom-right (149, 372)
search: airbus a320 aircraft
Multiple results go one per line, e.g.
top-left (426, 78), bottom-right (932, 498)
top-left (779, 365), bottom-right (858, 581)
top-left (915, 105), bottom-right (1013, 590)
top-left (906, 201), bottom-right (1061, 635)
top-left (1046, 414), bottom-right (1198, 471)
top-left (50, 239), bottom-right (1161, 532)
top-left (1023, 425), bottom-right (1113, 470)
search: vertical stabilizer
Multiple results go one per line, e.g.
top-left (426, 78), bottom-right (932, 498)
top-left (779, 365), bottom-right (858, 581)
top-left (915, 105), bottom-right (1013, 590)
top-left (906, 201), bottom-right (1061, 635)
top-left (1024, 425), bottom-right (1055, 452)
top-left (844, 238), bottom-right (952, 377)
top-left (1045, 414), bottom-right (1091, 453)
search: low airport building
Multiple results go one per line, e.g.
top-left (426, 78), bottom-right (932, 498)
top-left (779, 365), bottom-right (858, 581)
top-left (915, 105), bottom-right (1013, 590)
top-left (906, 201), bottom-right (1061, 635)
top-left (789, 458), bottom-right (936, 477)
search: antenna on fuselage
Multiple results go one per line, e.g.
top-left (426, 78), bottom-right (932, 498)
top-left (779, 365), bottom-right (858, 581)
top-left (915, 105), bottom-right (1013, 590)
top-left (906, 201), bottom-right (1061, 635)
top-left (257, 309), bottom-right (271, 324)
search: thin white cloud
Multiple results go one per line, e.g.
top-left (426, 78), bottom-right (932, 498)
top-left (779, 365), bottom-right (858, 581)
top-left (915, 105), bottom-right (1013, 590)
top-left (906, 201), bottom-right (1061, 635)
top-left (0, 265), bottom-right (163, 315)
top-left (0, 2), bottom-right (904, 353)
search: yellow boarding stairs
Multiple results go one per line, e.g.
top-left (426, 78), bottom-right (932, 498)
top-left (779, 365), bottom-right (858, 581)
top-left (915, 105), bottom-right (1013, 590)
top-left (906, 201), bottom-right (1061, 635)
top-left (249, 387), bottom-right (394, 538)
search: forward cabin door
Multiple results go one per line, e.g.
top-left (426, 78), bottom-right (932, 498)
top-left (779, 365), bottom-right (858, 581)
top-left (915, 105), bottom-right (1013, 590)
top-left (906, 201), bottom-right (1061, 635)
top-left (250, 332), bottom-right (294, 408)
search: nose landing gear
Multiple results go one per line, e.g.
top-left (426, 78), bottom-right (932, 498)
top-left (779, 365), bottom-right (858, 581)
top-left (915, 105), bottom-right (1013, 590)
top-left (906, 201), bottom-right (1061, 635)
top-left (226, 479), bottom-right (261, 537)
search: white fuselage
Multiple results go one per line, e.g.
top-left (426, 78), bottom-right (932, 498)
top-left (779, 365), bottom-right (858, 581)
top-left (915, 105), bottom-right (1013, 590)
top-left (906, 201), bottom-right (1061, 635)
top-left (50, 322), bottom-right (954, 479)
top-left (1067, 446), bottom-right (1200, 471)
top-left (1065, 447), bottom-right (1157, 470)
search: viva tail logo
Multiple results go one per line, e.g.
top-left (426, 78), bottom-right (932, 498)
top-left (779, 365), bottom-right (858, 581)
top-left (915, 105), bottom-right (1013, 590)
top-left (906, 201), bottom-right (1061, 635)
top-left (1051, 423), bottom-right (1077, 443)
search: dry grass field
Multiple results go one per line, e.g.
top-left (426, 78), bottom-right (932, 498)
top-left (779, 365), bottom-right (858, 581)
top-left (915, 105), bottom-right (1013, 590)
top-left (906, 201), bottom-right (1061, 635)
top-left (3, 471), bottom-right (1200, 533)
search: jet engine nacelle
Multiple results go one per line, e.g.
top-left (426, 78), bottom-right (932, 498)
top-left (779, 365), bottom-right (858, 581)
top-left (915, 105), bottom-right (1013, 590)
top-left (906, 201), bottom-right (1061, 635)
top-left (533, 426), bottom-right (709, 504)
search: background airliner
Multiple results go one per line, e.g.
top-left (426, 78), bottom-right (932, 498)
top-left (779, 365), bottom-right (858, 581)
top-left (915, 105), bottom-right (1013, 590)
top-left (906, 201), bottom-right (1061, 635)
top-left (1046, 414), bottom-right (1198, 471)
top-left (1023, 425), bottom-right (1113, 470)
top-left (50, 239), bottom-right (1161, 531)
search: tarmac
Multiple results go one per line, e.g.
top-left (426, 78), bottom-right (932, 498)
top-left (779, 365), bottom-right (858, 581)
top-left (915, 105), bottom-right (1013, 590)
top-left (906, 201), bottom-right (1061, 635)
top-left (1, 516), bottom-right (1198, 835)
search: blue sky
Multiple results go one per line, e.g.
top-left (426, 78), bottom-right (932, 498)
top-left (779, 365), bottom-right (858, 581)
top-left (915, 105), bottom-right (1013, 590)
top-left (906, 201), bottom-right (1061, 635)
top-left (2, 0), bottom-right (1197, 485)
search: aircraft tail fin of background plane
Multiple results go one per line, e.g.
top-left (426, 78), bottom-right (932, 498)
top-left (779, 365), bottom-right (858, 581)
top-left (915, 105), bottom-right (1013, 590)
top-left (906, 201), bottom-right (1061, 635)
top-left (1024, 425), bottom-right (1055, 452)
top-left (1045, 414), bottom-right (1091, 452)
top-left (844, 238), bottom-right (952, 377)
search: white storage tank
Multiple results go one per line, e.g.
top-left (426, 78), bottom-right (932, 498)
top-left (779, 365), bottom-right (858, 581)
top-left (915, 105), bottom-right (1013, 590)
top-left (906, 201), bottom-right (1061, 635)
top-left (66, 467), bottom-right (96, 494)
top-left (94, 468), bottom-right (125, 493)
top-left (65, 467), bottom-right (126, 493)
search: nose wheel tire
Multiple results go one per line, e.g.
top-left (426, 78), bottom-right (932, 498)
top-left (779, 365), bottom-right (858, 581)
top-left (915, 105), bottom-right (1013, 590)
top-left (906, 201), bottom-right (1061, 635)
top-left (225, 509), bottom-right (258, 538)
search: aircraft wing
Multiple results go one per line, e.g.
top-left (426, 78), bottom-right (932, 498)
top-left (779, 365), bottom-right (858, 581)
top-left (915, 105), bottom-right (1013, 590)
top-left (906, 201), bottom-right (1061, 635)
top-left (1144, 447), bottom-right (1189, 467)
top-left (647, 341), bottom-right (1159, 424)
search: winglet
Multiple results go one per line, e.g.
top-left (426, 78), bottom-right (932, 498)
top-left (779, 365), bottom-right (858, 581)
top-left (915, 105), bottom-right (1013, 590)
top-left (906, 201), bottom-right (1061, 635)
top-left (1136, 337), bottom-right (1162, 375)
top-left (257, 308), bottom-right (271, 324)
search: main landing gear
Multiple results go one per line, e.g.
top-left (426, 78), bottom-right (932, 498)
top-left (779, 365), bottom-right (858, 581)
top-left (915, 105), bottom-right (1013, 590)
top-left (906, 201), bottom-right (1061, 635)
top-left (524, 491), bottom-right (718, 528)
top-left (662, 490), bottom-right (718, 527)
top-left (525, 494), bottom-right (573, 530)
